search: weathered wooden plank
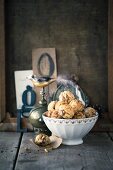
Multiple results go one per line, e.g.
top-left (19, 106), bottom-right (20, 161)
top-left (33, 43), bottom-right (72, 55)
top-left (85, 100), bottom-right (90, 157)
top-left (108, 0), bottom-right (113, 121)
top-left (0, 0), bottom-right (5, 122)
top-left (15, 132), bottom-right (113, 170)
top-left (107, 133), bottom-right (113, 164)
top-left (109, 132), bottom-right (113, 143)
top-left (92, 113), bottom-right (113, 132)
top-left (0, 132), bottom-right (21, 170)
top-left (109, 132), bottom-right (113, 139)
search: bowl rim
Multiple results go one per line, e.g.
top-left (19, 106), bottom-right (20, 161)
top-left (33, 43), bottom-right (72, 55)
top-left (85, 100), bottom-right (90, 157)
top-left (42, 112), bottom-right (98, 122)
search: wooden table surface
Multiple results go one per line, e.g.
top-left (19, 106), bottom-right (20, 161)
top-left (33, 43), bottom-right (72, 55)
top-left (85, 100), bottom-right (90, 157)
top-left (0, 132), bottom-right (113, 170)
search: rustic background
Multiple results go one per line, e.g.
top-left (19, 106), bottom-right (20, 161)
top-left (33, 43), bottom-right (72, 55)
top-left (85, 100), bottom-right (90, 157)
top-left (5, 0), bottom-right (108, 115)
top-left (0, 0), bottom-right (5, 121)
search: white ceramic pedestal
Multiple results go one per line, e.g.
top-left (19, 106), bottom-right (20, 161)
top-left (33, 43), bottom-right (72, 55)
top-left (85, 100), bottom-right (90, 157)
top-left (62, 138), bottom-right (83, 145)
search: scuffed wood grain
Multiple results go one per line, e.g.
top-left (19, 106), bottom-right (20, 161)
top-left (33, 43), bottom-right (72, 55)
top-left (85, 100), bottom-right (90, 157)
top-left (109, 132), bottom-right (113, 140)
top-left (0, 0), bottom-right (5, 122)
top-left (108, 0), bottom-right (113, 121)
top-left (15, 132), bottom-right (113, 170)
top-left (0, 132), bottom-right (21, 170)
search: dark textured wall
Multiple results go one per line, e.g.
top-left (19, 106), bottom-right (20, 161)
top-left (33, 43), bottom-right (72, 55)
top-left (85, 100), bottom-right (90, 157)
top-left (5, 0), bottom-right (108, 115)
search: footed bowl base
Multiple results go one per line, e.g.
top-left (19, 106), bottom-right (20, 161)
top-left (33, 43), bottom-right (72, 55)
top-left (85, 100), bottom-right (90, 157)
top-left (62, 138), bottom-right (83, 145)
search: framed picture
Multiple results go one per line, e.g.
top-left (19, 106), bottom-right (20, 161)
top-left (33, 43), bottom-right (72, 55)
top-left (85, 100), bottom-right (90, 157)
top-left (14, 70), bottom-right (33, 109)
top-left (32, 48), bottom-right (57, 102)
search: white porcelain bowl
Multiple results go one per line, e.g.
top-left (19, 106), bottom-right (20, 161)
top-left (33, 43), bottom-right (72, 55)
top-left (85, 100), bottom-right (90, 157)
top-left (42, 113), bottom-right (98, 145)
